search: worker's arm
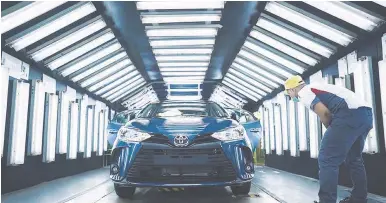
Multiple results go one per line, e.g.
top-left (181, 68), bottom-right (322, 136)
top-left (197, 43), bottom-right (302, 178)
top-left (313, 102), bottom-right (332, 128)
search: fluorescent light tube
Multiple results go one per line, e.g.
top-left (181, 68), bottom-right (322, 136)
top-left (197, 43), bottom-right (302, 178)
top-left (156, 55), bottom-right (211, 61)
top-left (163, 76), bottom-right (205, 82)
top-left (223, 78), bottom-right (262, 99)
top-left (226, 74), bottom-right (266, 96)
top-left (61, 42), bottom-right (121, 77)
top-left (9, 3), bottom-right (97, 51)
top-left (0, 66), bottom-right (10, 157)
top-left (27, 80), bottom-right (45, 156)
top-left (67, 102), bottom-right (79, 159)
top-left (256, 18), bottom-right (334, 58)
top-left (87, 66), bottom-right (135, 92)
top-left (158, 62), bottom-right (209, 67)
top-left (93, 105), bottom-right (100, 152)
top-left (108, 79), bottom-right (146, 101)
top-left (222, 80), bottom-right (259, 101)
top-left (153, 48), bottom-right (213, 55)
top-left (31, 20), bottom-right (106, 61)
top-left (56, 91), bottom-right (69, 154)
top-left (7, 81), bottom-right (30, 165)
top-left (85, 107), bottom-right (93, 158)
top-left (97, 111), bottom-right (104, 156)
top-left (147, 28), bottom-right (218, 37)
top-left (160, 67), bottom-right (208, 72)
top-left (2, 1), bottom-right (66, 34)
top-left (265, 2), bottom-right (354, 46)
top-left (104, 110), bottom-right (109, 151)
top-left (43, 93), bottom-right (58, 163)
top-left (95, 72), bottom-right (140, 95)
top-left (228, 68), bottom-right (272, 92)
top-left (150, 39), bottom-right (215, 47)
top-left (142, 14), bottom-right (221, 24)
top-left (101, 75), bottom-right (143, 98)
top-left (136, 1), bottom-right (225, 10)
top-left (80, 59), bottom-right (132, 87)
top-left (162, 71), bottom-right (206, 76)
top-left (78, 95), bottom-right (88, 153)
top-left (47, 32), bottom-right (115, 70)
top-left (71, 52), bottom-right (127, 82)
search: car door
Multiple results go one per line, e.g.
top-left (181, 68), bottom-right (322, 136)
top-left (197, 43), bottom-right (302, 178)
top-left (239, 110), bottom-right (261, 153)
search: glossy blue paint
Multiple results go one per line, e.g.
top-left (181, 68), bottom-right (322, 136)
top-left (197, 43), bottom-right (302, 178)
top-left (107, 122), bottom-right (123, 145)
top-left (242, 120), bottom-right (261, 153)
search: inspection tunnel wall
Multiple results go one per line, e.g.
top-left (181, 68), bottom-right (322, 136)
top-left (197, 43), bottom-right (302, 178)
top-left (261, 34), bottom-right (386, 196)
top-left (1, 54), bottom-right (113, 194)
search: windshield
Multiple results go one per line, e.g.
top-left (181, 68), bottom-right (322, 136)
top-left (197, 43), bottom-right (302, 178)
top-left (137, 102), bottom-right (229, 118)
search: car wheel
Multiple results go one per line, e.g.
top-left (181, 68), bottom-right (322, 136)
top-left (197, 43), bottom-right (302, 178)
top-left (114, 183), bottom-right (136, 199)
top-left (231, 182), bottom-right (251, 195)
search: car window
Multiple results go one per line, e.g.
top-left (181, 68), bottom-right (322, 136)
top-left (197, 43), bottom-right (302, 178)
top-left (245, 113), bottom-right (256, 122)
top-left (239, 115), bottom-right (247, 123)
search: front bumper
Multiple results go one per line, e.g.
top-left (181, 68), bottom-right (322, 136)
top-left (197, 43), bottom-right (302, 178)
top-left (110, 140), bottom-right (254, 187)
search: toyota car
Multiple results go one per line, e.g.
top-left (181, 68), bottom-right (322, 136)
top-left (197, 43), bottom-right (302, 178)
top-left (110, 101), bottom-right (255, 198)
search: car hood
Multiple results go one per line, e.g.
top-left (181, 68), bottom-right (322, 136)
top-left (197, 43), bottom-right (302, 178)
top-left (127, 116), bottom-right (238, 136)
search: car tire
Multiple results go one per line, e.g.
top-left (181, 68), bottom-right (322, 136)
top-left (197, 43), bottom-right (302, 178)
top-left (231, 182), bottom-right (251, 195)
top-left (114, 183), bottom-right (136, 199)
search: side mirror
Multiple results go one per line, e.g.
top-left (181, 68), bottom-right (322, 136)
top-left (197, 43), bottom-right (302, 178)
top-left (230, 112), bottom-right (239, 122)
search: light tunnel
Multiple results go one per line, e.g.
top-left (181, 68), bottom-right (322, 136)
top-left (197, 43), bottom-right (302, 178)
top-left (1, 1), bottom-right (386, 203)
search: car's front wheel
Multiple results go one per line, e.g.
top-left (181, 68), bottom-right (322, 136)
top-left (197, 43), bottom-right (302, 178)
top-left (114, 184), bottom-right (136, 199)
top-left (231, 182), bottom-right (251, 195)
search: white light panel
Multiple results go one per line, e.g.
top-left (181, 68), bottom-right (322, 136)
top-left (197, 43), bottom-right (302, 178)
top-left (93, 105), bottom-right (100, 152)
top-left (67, 102), bottom-right (78, 160)
top-left (162, 72), bottom-right (206, 76)
top-left (85, 107), bottom-right (93, 158)
top-left (43, 93), bottom-right (58, 163)
top-left (160, 67), bottom-right (208, 72)
top-left (234, 57), bottom-right (284, 85)
top-left (102, 75), bottom-right (143, 98)
top-left (136, 1), bottom-right (225, 10)
top-left (104, 110), bottom-right (109, 151)
top-left (226, 74), bottom-right (266, 96)
top-left (228, 67), bottom-right (273, 92)
top-left (108, 79), bottom-right (146, 101)
top-left (159, 62), bottom-right (209, 67)
top-left (242, 42), bottom-right (304, 74)
top-left (1, 1), bottom-right (66, 34)
top-left (280, 96), bottom-right (289, 151)
top-left (147, 28), bottom-right (218, 37)
top-left (78, 95), bottom-right (88, 153)
top-left (80, 59), bottom-right (132, 88)
top-left (250, 30), bottom-right (318, 66)
top-left (7, 80), bottom-right (30, 165)
top-left (305, 2), bottom-right (384, 31)
top-left (95, 72), bottom-right (140, 95)
top-left (56, 91), bottom-right (69, 154)
top-left (375, 1), bottom-right (386, 7)
top-left (163, 76), bottom-right (205, 83)
top-left (289, 100), bottom-right (298, 157)
top-left (150, 39), bottom-right (215, 47)
top-left (71, 52), bottom-right (127, 82)
top-left (88, 67), bottom-right (135, 92)
top-left (256, 18), bottom-right (333, 58)
top-left (27, 80), bottom-right (45, 156)
top-left (9, 3), bottom-right (97, 51)
top-left (61, 43), bottom-right (122, 77)
top-left (0, 66), bottom-right (10, 157)
top-left (153, 48), bottom-right (212, 55)
top-left (263, 107), bottom-right (271, 154)
top-left (222, 81), bottom-right (259, 101)
top-left (309, 110), bottom-right (320, 158)
top-left (47, 32), bottom-right (115, 70)
top-left (298, 105), bottom-right (308, 151)
top-left (265, 2), bottom-right (354, 46)
top-left (31, 20), bottom-right (106, 61)
top-left (97, 111), bottom-right (104, 156)
top-left (142, 14), bottom-right (221, 24)
top-left (156, 55), bottom-right (211, 61)
top-left (268, 104), bottom-right (275, 151)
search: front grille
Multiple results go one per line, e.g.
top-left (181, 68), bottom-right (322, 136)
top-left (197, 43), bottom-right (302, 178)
top-left (127, 148), bottom-right (236, 183)
top-left (143, 134), bottom-right (218, 145)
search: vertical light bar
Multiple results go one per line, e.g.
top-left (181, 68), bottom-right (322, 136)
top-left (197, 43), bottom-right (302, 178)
top-left (104, 109), bottom-right (109, 151)
top-left (78, 95), bottom-right (88, 153)
top-left (378, 60), bottom-right (386, 151)
top-left (263, 106), bottom-right (271, 154)
top-left (27, 80), bottom-right (45, 156)
top-left (56, 91), bottom-right (69, 154)
top-left (289, 100), bottom-right (299, 157)
top-left (93, 105), bottom-right (100, 152)
top-left (7, 80), bottom-right (30, 165)
top-left (309, 111), bottom-right (320, 158)
top-left (298, 105), bottom-right (308, 151)
top-left (274, 104), bottom-right (283, 155)
top-left (43, 93), bottom-right (58, 163)
top-left (268, 104), bottom-right (276, 151)
top-left (260, 107), bottom-right (265, 150)
top-left (0, 66), bottom-right (9, 157)
top-left (280, 97), bottom-right (289, 151)
top-left (354, 58), bottom-right (379, 153)
top-left (85, 107), bottom-right (94, 158)
top-left (97, 111), bottom-right (105, 156)
top-left (67, 102), bottom-right (79, 159)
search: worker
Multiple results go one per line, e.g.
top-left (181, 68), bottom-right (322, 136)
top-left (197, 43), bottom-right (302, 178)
top-left (284, 75), bottom-right (373, 203)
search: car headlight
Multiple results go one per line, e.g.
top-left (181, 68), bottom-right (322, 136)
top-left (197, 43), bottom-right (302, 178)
top-left (117, 127), bottom-right (151, 142)
top-left (211, 126), bottom-right (246, 141)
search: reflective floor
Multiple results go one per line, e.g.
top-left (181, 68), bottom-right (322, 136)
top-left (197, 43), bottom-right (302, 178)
top-left (2, 166), bottom-right (386, 203)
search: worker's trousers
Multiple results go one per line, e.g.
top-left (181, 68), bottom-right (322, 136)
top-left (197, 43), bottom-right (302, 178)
top-left (318, 107), bottom-right (373, 203)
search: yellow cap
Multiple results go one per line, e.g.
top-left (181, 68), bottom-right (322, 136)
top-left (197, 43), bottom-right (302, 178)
top-left (284, 75), bottom-right (304, 94)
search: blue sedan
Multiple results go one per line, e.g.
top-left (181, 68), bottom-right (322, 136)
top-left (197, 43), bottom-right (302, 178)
top-left (110, 101), bottom-right (256, 198)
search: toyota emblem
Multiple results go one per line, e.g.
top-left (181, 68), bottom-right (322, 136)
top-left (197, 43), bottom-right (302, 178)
top-left (174, 135), bottom-right (189, 147)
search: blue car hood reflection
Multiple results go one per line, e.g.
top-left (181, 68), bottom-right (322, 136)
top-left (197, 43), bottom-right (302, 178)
top-left (128, 116), bottom-right (237, 137)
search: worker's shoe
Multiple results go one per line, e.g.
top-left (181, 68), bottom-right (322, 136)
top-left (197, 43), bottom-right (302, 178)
top-left (339, 197), bottom-right (367, 203)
